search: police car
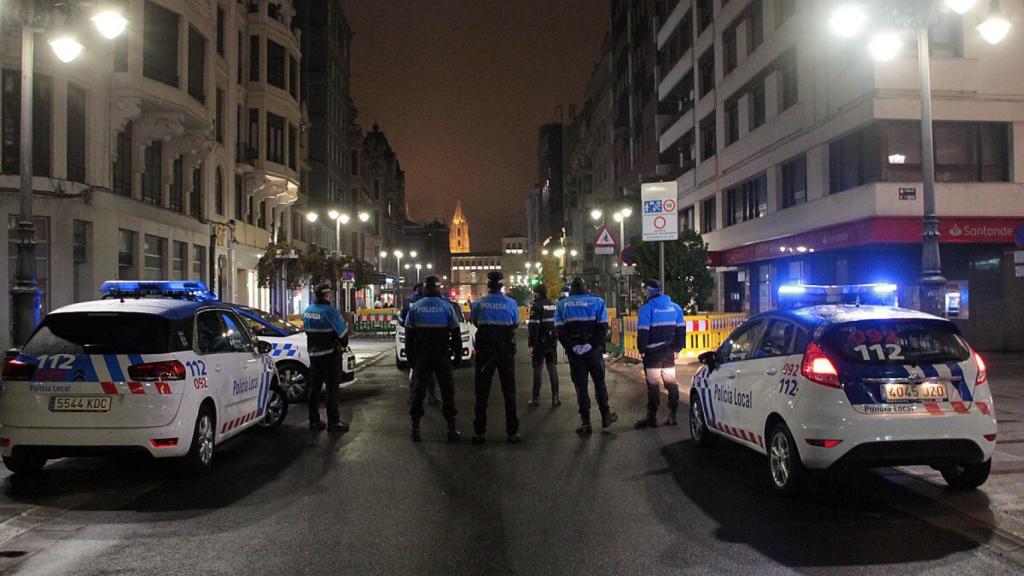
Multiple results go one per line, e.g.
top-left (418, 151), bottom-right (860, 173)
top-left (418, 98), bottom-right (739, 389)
top-left (394, 301), bottom-right (474, 369)
top-left (0, 281), bottom-right (288, 475)
top-left (230, 304), bottom-right (356, 402)
top-left (689, 284), bottom-right (996, 494)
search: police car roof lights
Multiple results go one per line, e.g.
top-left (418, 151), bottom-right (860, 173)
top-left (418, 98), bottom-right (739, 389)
top-left (777, 283), bottom-right (899, 309)
top-left (99, 280), bottom-right (219, 301)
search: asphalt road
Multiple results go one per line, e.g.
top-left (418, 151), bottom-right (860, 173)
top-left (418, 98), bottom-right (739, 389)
top-left (0, 336), bottom-right (1020, 575)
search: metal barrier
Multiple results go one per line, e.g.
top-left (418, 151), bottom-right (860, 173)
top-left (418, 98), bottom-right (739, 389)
top-left (620, 312), bottom-right (747, 363)
top-left (355, 308), bottom-right (397, 336)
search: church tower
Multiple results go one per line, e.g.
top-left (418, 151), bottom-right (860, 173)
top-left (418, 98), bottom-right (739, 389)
top-left (449, 200), bottom-right (471, 254)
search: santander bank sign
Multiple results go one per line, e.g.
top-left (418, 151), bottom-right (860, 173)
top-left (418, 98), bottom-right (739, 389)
top-left (944, 220), bottom-right (1017, 242)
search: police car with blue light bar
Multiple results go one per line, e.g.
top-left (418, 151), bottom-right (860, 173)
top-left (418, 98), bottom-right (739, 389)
top-left (689, 283), bottom-right (996, 494)
top-left (0, 281), bottom-right (288, 474)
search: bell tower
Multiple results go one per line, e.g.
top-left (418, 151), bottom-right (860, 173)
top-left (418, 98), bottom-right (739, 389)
top-left (449, 200), bottom-right (470, 254)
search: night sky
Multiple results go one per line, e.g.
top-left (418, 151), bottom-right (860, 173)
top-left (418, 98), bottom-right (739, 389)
top-left (344, 0), bottom-right (609, 251)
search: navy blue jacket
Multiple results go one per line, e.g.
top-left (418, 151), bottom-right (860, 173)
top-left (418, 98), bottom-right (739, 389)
top-left (405, 295), bottom-right (460, 362)
top-left (303, 302), bottom-right (348, 358)
top-left (636, 294), bottom-right (685, 364)
top-left (471, 293), bottom-right (519, 354)
top-left (555, 294), bottom-right (608, 353)
top-left (527, 298), bottom-right (558, 353)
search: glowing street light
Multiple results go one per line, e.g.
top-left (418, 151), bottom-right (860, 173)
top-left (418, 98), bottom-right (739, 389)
top-left (946, 0), bottom-right (977, 14)
top-left (328, 209), bottom-right (339, 220)
top-left (410, 250), bottom-right (418, 259)
top-left (868, 31), bottom-right (903, 62)
top-left (358, 211), bottom-right (371, 222)
top-left (829, 4), bottom-right (868, 38)
top-left (49, 34), bottom-right (84, 63)
top-left (305, 211), bottom-right (318, 223)
top-left (590, 209), bottom-right (603, 221)
top-left (91, 9), bottom-right (129, 40)
top-left (977, 2), bottom-right (1012, 44)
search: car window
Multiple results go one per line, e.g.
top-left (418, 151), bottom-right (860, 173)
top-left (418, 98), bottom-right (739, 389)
top-left (196, 311), bottom-right (232, 354)
top-left (822, 320), bottom-right (970, 364)
top-left (220, 312), bottom-right (254, 353)
top-left (242, 315), bottom-right (278, 337)
top-left (721, 320), bottom-right (764, 363)
top-left (23, 312), bottom-right (175, 354)
top-left (756, 320), bottom-right (795, 358)
top-left (237, 306), bottom-right (301, 335)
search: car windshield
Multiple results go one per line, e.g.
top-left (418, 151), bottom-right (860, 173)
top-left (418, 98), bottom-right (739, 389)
top-left (822, 320), bottom-right (971, 365)
top-left (237, 306), bottom-right (302, 336)
top-left (23, 312), bottom-right (175, 354)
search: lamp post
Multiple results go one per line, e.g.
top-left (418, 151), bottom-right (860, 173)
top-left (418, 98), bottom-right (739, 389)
top-left (327, 210), bottom-right (351, 255)
top-left (11, 0), bottom-right (127, 346)
top-left (828, 0), bottom-right (1010, 316)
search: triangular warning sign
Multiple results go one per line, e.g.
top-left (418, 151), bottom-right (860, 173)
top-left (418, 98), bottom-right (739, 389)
top-left (594, 226), bottom-right (617, 247)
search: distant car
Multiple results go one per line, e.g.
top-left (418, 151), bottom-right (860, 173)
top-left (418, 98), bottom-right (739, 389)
top-left (0, 281), bottom-right (287, 475)
top-left (689, 284), bottom-right (997, 494)
top-left (230, 304), bottom-right (356, 403)
top-left (394, 300), bottom-right (474, 369)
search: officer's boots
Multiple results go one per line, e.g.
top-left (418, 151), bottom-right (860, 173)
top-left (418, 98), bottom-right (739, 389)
top-left (665, 404), bottom-right (679, 426)
top-left (447, 420), bottom-right (462, 443)
top-left (552, 395), bottom-right (561, 407)
top-left (602, 411), bottom-right (619, 428)
top-left (576, 416), bottom-right (592, 435)
top-left (635, 411), bottom-right (658, 429)
top-left (411, 418), bottom-right (422, 443)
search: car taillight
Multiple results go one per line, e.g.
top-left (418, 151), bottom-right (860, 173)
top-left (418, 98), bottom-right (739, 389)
top-left (801, 342), bottom-right (841, 389)
top-left (1, 358), bottom-right (35, 381)
top-left (974, 352), bottom-right (988, 386)
top-left (128, 361), bottom-right (185, 381)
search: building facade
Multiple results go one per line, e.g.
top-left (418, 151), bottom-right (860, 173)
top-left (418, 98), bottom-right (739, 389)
top-left (655, 0), bottom-right (1024, 351)
top-left (0, 0), bottom-right (315, 350)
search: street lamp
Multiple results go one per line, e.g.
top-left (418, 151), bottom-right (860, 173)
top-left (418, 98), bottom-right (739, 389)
top-left (306, 211), bottom-right (318, 223)
top-left (409, 250), bottom-right (418, 259)
top-left (358, 211), bottom-right (371, 223)
top-left (327, 211), bottom-right (352, 255)
top-left (415, 263), bottom-right (422, 282)
top-left (828, 0), bottom-right (1011, 315)
top-left (612, 208), bottom-right (632, 255)
top-left (590, 209), bottom-right (603, 221)
top-left (11, 0), bottom-right (128, 346)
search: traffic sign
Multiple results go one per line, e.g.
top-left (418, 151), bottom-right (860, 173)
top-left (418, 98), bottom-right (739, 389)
top-left (642, 182), bottom-right (679, 241)
top-left (594, 225), bottom-right (617, 255)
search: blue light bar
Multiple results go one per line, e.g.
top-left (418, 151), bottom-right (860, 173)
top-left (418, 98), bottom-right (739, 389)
top-left (778, 285), bottom-right (806, 295)
top-left (871, 283), bottom-right (898, 294)
top-left (777, 283), bottom-right (898, 309)
top-left (100, 280), bottom-right (218, 301)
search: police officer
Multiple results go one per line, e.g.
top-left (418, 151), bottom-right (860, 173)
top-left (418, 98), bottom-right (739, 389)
top-left (302, 284), bottom-right (350, 432)
top-left (405, 276), bottom-right (463, 443)
top-left (470, 271), bottom-right (520, 444)
top-left (401, 283), bottom-right (438, 406)
top-left (555, 277), bottom-right (618, 434)
top-left (635, 279), bottom-right (686, 428)
top-left (527, 284), bottom-right (560, 407)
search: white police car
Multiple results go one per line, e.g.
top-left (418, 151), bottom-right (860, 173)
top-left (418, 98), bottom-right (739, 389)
top-left (689, 284), bottom-right (997, 494)
top-left (0, 281), bottom-right (287, 474)
top-left (394, 301), bottom-right (474, 369)
top-left (230, 304), bottom-right (356, 402)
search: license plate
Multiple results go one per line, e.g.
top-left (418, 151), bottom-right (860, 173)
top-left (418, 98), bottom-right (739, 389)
top-left (882, 383), bottom-right (948, 403)
top-left (49, 396), bottom-right (112, 412)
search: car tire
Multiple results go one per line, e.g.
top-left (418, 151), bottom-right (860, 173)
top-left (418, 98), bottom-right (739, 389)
top-left (277, 362), bottom-right (309, 403)
top-left (767, 422), bottom-right (806, 496)
top-left (258, 383), bottom-right (289, 430)
top-left (396, 353), bottom-right (408, 371)
top-left (2, 452), bottom-right (47, 475)
top-left (940, 459), bottom-right (992, 490)
top-left (182, 407), bottom-right (216, 474)
top-left (689, 393), bottom-right (717, 448)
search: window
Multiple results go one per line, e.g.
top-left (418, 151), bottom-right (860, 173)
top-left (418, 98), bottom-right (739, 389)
top-left (267, 40), bottom-right (286, 89)
top-left (723, 27), bottom-right (738, 75)
top-left (725, 173), bottom-right (767, 226)
top-left (780, 155), bottom-right (807, 208)
top-left (113, 122), bottom-right (132, 196)
top-left (681, 206), bottom-right (695, 231)
top-left (266, 113), bottom-right (285, 164)
top-left (216, 89), bottom-right (225, 143)
top-left (143, 1), bottom-right (179, 87)
top-left (289, 56), bottom-right (299, 99)
top-left (73, 220), bottom-right (90, 302)
top-left (701, 196), bottom-right (717, 232)
top-left (191, 164), bottom-right (203, 219)
top-left (196, 311), bottom-right (231, 354)
top-left (258, 200), bottom-right (267, 229)
top-left (170, 156), bottom-right (184, 212)
top-left (722, 320), bottom-right (764, 363)
top-left (142, 142), bottom-right (163, 206)
top-left (172, 241), bottom-right (187, 280)
top-left (187, 26), bottom-right (206, 102)
top-left (237, 31), bottom-right (243, 80)
top-left (192, 245), bottom-right (206, 281)
top-left (756, 320), bottom-right (795, 358)
top-left (725, 99), bottom-right (739, 145)
top-left (776, 0), bottom-right (796, 27)
top-left (928, 12), bottom-right (963, 57)
top-left (2, 71), bottom-right (52, 176)
top-left (216, 6), bottom-right (225, 56)
top-left (288, 123), bottom-right (297, 170)
top-left (215, 168), bottom-right (225, 215)
top-left (750, 81), bottom-right (766, 130)
top-left (830, 123), bottom-right (880, 193)
top-left (234, 176), bottom-right (244, 220)
top-left (697, 0), bottom-right (713, 34)
top-left (350, 150), bottom-right (359, 176)
top-left (220, 312), bottom-right (254, 352)
top-left (699, 113), bottom-right (716, 161)
top-left (118, 229), bottom-right (136, 279)
top-left (248, 109), bottom-right (260, 159)
top-left (883, 121), bottom-right (1009, 183)
top-left (144, 234), bottom-right (166, 280)
top-left (698, 49), bottom-right (715, 98)
top-left (66, 83), bottom-right (86, 182)
top-left (747, 1), bottom-right (764, 52)
top-left (781, 57), bottom-right (798, 110)
top-left (249, 35), bottom-right (260, 82)
top-left (246, 195), bottom-right (254, 225)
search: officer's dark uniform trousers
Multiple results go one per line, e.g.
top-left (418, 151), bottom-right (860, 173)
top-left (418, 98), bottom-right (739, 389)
top-left (568, 348), bottom-right (608, 420)
top-left (528, 298), bottom-right (559, 400)
top-left (308, 354), bottom-right (340, 425)
top-left (474, 344), bottom-right (518, 435)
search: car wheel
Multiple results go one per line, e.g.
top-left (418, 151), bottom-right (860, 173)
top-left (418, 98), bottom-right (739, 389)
top-left (258, 384), bottom-right (289, 430)
top-left (767, 422), bottom-right (805, 496)
top-left (689, 393), bottom-right (717, 448)
top-left (278, 363), bottom-right (308, 403)
top-left (396, 353), bottom-right (408, 371)
top-left (182, 407), bottom-right (216, 474)
top-left (940, 459), bottom-right (992, 490)
top-left (2, 452), bottom-right (47, 475)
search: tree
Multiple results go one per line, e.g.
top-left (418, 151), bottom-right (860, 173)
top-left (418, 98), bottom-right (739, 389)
top-left (540, 255), bottom-right (563, 299)
top-left (257, 243), bottom-right (306, 290)
top-left (635, 228), bottom-right (714, 313)
top-left (509, 285), bottom-right (532, 306)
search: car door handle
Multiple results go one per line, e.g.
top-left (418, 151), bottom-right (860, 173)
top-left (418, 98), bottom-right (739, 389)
top-left (765, 367), bottom-right (778, 376)
top-left (212, 364), bottom-right (223, 373)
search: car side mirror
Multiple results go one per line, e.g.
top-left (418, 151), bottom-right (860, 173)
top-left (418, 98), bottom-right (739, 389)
top-left (257, 340), bottom-right (272, 355)
top-left (698, 350), bottom-right (719, 371)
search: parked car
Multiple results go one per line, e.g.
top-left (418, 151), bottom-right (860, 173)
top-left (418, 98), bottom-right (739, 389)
top-left (394, 300), bottom-right (474, 369)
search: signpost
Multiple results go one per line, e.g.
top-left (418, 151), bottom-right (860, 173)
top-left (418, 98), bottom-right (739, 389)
top-left (641, 182), bottom-right (679, 288)
top-left (594, 225), bottom-right (617, 255)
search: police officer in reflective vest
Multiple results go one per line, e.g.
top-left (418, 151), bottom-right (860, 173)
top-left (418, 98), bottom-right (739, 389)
top-left (470, 271), bottom-right (520, 443)
top-left (635, 279), bottom-right (686, 428)
top-left (527, 284), bottom-right (560, 407)
top-left (555, 277), bottom-right (618, 434)
top-left (400, 283), bottom-right (438, 406)
top-left (302, 284), bottom-right (350, 432)
top-left (405, 276), bottom-right (463, 443)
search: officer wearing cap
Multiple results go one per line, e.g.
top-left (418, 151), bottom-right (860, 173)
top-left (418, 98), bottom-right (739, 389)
top-left (400, 283), bottom-right (438, 406)
top-left (405, 276), bottom-right (463, 442)
top-left (527, 284), bottom-right (560, 407)
top-left (555, 277), bottom-right (618, 434)
top-left (635, 279), bottom-right (686, 428)
top-left (469, 271), bottom-right (520, 443)
top-left (302, 284), bottom-right (350, 432)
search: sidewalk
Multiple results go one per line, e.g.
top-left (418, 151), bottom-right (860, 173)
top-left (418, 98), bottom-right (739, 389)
top-left (349, 335), bottom-right (394, 368)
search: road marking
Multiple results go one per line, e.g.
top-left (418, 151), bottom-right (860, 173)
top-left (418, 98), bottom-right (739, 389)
top-left (0, 505), bottom-right (72, 548)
